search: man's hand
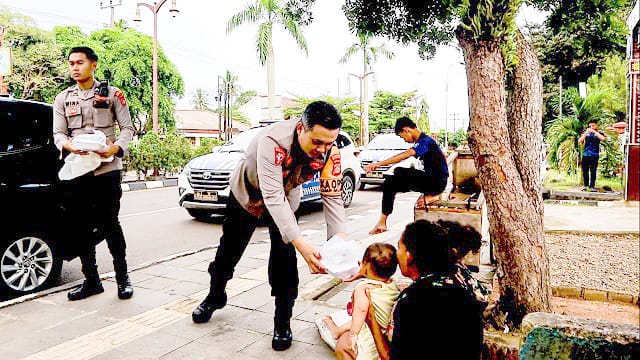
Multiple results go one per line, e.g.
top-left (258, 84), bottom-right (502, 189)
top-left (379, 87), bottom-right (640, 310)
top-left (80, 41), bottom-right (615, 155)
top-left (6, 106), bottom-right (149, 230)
top-left (291, 237), bottom-right (327, 274)
top-left (96, 139), bottom-right (120, 158)
top-left (62, 139), bottom-right (89, 155)
top-left (364, 162), bottom-right (379, 174)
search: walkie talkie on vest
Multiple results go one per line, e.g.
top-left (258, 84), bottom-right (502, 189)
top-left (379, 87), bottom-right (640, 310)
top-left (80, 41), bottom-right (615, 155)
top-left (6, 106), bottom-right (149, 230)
top-left (93, 81), bottom-right (110, 108)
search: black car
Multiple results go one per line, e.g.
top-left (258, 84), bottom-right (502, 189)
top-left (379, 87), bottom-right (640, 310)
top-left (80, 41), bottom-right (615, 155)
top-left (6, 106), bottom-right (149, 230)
top-left (0, 96), bottom-right (64, 297)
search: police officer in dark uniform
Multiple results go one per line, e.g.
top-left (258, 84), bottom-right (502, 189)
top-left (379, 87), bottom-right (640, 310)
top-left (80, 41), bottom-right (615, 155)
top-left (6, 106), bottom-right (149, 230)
top-left (365, 117), bottom-right (448, 234)
top-left (53, 47), bottom-right (135, 301)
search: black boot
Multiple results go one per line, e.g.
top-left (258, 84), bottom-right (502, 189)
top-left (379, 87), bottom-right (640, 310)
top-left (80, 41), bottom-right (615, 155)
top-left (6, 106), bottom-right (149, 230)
top-left (68, 280), bottom-right (104, 301)
top-left (272, 297), bottom-right (294, 351)
top-left (117, 275), bottom-right (134, 299)
top-left (192, 292), bottom-right (227, 323)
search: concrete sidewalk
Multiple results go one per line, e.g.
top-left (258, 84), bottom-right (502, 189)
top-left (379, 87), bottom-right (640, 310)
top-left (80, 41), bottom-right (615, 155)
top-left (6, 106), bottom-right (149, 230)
top-left (0, 196), bottom-right (637, 359)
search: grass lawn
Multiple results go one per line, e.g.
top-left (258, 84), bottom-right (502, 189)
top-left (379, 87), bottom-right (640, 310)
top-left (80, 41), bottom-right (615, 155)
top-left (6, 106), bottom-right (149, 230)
top-left (543, 168), bottom-right (623, 191)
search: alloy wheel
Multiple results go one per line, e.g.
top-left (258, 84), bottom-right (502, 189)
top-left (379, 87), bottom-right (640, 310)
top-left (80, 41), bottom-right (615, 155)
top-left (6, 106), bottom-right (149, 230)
top-left (1, 236), bottom-right (54, 292)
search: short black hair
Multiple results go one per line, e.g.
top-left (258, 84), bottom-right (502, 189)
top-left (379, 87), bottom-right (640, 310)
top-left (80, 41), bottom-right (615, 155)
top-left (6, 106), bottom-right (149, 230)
top-left (69, 46), bottom-right (98, 62)
top-left (401, 220), bottom-right (454, 276)
top-left (394, 116), bottom-right (417, 134)
top-left (436, 220), bottom-right (482, 259)
top-left (301, 101), bottom-right (342, 130)
top-left (588, 120), bottom-right (598, 125)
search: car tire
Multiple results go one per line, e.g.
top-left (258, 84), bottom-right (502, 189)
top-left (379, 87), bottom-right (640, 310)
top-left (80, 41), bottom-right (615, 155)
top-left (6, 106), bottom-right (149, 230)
top-left (342, 174), bottom-right (355, 208)
top-left (0, 234), bottom-right (62, 297)
top-left (187, 209), bottom-right (213, 221)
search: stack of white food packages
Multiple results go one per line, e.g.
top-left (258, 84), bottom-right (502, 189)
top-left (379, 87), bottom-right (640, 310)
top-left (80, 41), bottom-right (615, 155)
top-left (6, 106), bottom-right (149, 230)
top-left (320, 235), bottom-right (365, 280)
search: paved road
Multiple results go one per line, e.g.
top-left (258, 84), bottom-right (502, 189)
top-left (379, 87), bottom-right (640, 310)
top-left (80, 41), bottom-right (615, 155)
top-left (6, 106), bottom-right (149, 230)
top-left (56, 186), bottom-right (390, 287)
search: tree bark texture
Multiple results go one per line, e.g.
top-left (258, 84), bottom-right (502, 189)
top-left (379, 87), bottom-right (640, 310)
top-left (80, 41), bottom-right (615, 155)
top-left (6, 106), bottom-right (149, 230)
top-left (456, 31), bottom-right (552, 326)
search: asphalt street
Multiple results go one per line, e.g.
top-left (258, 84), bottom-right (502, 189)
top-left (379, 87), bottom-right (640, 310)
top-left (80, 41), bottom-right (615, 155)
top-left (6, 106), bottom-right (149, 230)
top-left (55, 185), bottom-right (391, 288)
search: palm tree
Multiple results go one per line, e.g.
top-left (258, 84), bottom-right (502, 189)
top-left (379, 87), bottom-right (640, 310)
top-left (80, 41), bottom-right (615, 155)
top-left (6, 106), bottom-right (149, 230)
top-left (546, 86), bottom-right (619, 174)
top-left (219, 70), bottom-right (241, 139)
top-left (191, 88), bottom-right (211, 111)
top-left (340, 31), bottom-right (394, 144)
top-left (227, 0), bottom-right (308, 121)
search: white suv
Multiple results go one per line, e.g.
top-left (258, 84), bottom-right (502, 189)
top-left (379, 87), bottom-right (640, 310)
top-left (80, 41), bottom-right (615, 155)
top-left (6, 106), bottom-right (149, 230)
top-left (178, 124), bottom-right (363, 220)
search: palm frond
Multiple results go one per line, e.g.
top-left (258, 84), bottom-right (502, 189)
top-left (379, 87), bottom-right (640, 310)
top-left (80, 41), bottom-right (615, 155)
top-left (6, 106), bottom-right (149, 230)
top-left (227, 3), bottom-right (263, 34)
top-left (256, 22), bottom-right (272, 66)
top-left (370, 45), bottom-right (395, 62)
top-left (339, 44), bottom-right (359, 64)
top-left (280, 12), bottom-right (308, 55)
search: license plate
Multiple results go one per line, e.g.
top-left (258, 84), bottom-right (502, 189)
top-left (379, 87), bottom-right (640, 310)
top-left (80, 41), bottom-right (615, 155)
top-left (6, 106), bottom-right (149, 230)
top-left (194, 190), bottom-right (218, 202)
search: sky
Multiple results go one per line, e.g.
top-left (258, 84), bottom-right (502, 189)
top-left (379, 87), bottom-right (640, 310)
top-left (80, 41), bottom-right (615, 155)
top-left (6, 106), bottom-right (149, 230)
top-left (1, 0), bottom-right (547, 131)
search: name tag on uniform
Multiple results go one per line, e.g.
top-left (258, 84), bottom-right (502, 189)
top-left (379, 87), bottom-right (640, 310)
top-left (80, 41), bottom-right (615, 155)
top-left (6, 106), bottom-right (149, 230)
top-left (65, 105), bottom-right (81, 116)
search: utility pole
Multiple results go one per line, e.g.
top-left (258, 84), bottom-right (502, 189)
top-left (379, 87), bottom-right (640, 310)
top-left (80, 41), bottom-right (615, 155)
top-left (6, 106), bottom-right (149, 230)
top-left (216, 76), bottom-right (223, 141)
top-left (134, 0), bottom-right (179, 134)
top-left (100, 0), bottom-right (123, 28)
top-left (559, 75), bottom-right (563, 119)
top-left (349, 71), bottom-right (374, 146)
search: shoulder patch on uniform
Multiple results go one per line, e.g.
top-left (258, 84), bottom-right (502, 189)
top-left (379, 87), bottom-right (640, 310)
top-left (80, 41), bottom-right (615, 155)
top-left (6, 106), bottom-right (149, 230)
top-left (114, 89), bottom-right (127, 106)
top-left (274, 146), bottom-right (286, 166)
top-left (330, 153), bottom-right (341, 176)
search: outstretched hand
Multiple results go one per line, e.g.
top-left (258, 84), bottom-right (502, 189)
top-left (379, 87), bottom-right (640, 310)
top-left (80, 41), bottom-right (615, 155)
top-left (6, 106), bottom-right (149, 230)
top-left (292, 237), bottom-right (327, 274)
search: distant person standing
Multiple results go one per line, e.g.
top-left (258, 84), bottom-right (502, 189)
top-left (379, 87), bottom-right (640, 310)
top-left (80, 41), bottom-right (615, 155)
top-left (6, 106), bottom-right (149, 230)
top-left (578, 120), bottom-right (607, 192)
top-left (364, 117), bottom-right (448, 234)
top-left (53, 46), bottom-right (135, 301)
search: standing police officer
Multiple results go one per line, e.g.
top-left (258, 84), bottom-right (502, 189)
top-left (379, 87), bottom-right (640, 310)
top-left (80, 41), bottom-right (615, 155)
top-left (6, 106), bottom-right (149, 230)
top-left (53, 47), bottom-right (135, 301)
top-left (192, 101), bottom-right (346, 352)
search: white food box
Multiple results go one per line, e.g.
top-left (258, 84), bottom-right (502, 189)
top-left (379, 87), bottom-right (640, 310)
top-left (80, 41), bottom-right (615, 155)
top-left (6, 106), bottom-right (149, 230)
top-left (320, 236), bottom-right (364, 280)
top-left (72, 130), bottom-right (107, 152)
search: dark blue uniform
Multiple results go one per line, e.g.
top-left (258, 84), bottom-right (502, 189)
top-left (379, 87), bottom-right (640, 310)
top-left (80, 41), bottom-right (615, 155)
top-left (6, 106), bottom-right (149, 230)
top-left (582, 130), bottom-right (604, 189)
top-left (381, 133), bottom-right (448, 215)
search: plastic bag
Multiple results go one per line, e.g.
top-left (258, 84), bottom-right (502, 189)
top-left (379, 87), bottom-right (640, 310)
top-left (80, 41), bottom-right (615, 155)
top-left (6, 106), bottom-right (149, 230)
top-left (320, 235), bottom-right (364, 280)
top-left (58, 152), bottom-right (102, 181)
top-left (72, 130), bottom-right (107, 152)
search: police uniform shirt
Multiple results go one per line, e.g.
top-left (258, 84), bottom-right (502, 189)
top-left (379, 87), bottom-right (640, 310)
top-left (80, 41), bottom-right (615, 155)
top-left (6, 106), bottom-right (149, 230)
top-left (53, 80), bottom-right (135, 176)
top-left (412, 133), bottom-right (448, 178)
top-left (230, 120), bottom-right (346, 243)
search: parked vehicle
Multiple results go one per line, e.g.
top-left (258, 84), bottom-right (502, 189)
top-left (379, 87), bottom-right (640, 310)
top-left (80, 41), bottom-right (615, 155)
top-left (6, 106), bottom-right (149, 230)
top-left (0, 96), bottom-right (64, 296)
top-left (357, 130), bottom-right (421, 189)
top-left (178, 124), bottom-right (364, 220)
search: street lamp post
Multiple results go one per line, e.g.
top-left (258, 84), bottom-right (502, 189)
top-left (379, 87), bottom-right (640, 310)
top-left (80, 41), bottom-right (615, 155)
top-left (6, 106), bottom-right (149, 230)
top-left (134, 0), bottom-right (178, 134)
top-left (349, 71), bottom-right (374, 146)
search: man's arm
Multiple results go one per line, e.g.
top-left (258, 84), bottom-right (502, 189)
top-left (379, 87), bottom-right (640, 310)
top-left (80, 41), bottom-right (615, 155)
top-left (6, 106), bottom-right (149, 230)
top-left (595, 130), bottom-right (606, 141)
top-left (578, 129), bottom-right (590, 144)
top-left (364, 148), bottom-right (415, 173)
top-left (109, 89), bottom-right (135, 157)
top-left (320, 146), bottom-right (346, 238)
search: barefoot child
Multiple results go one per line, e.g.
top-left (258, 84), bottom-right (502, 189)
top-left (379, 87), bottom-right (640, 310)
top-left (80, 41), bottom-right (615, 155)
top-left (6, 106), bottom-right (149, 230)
top-left (323, 243), bottom-right (400, 360)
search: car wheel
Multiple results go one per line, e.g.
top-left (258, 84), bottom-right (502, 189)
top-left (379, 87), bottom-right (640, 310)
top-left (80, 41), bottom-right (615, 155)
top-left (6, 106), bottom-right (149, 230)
top-left (0, 235), bottom-right (62, 296)
top-left (187, 209), bottom-right (213, 221)
top-left (342, 174), bottom-right (355, 208)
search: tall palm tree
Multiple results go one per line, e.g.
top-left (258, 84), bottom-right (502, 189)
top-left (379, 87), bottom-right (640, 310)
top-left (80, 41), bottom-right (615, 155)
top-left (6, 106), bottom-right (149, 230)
top-left (191, 88), bottom-right (211, 110)
top-left (219, 70), bottom-right (241, 139)
top-left (547, 86), bottom-right (619, 174)
top-left (227, 0), bottom-right (308, 121)
top-left (340, 31), bottom-right (394, 144)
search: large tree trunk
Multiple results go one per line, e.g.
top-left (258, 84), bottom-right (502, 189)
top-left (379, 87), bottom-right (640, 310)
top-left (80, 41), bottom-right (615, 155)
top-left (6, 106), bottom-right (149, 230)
top-left (456, 30), bottom-right (551, 327)
top-left (362, 55), bottom-right (370, 144)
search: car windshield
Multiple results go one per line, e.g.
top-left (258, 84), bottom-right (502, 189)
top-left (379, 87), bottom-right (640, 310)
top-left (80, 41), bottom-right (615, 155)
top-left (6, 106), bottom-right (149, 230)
top-left (219, 127), bottom-right (264, 152)
top-left (366, 134), bottom-right (411, 151)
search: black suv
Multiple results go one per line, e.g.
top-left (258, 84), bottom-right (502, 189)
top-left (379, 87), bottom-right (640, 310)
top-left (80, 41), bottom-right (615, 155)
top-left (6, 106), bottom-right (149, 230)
top-left (0, 96), bottom-right (64, 297)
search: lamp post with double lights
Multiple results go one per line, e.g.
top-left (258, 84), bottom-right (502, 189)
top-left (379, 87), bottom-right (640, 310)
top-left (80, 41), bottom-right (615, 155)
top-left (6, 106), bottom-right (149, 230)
top-left (134, 0), bottom-right (179, 134)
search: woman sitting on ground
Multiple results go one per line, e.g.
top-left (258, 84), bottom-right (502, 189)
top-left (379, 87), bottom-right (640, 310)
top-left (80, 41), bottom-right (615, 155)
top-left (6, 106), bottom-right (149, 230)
top-left (325, 242), bottom-right (400, 360)
top-left (364, 220), bottom-right (485, 360)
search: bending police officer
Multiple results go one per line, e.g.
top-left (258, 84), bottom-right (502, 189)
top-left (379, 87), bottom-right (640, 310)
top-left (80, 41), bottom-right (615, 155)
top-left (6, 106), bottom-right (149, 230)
top-left (192, 101), bottom-right (346, 352)
top-left (53, 47), bottom-right (135, 301)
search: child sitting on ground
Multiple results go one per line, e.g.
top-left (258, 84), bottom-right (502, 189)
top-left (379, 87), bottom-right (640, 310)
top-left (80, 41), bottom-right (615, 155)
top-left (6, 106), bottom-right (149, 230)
top-left (322, 242), bottom-right (400, 360)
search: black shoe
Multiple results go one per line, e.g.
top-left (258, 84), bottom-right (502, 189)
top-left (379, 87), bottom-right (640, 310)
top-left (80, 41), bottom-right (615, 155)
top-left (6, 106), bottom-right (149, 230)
top-left (117, 276), bottom-right (134, 300)
top-left (272, 326), bottom-right (293, 351)
top-left (192, 293), bottom-right (227, 323)
top-left (68, 280), bottom-right (104, 301)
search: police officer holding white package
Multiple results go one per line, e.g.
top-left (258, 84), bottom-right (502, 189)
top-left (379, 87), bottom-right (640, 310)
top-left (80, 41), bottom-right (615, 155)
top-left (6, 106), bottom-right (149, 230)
top-left (53, 46), bottom-right (135, 301)
top-left (192, 101), bottom-right (346, 351)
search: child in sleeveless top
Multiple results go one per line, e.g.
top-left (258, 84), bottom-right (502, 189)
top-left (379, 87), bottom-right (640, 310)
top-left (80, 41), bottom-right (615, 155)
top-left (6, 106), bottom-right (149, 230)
top-left (322, 243), bottom-right (400, 360)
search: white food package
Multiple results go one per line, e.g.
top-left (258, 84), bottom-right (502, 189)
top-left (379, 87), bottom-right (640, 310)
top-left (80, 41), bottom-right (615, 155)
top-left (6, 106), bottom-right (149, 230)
top-left (72, 130), bottom-right (107, 152)
top-left (58, 152), bottom-right (102, 180)
top-left (320, 235), bottom-right (364, 280)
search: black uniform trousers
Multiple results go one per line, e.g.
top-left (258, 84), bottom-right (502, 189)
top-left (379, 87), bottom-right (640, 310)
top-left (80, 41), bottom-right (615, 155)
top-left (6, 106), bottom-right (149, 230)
top-left (582, 155), bottom-right (599, 189)
top-left (382, 167), bottom-right (447, 215)
top-left (207, 191), bottom-right (299, 303)
top-left (59, 170), bottom-right (128, 283)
